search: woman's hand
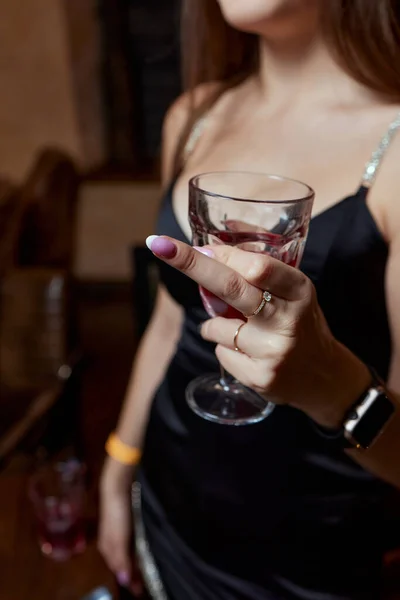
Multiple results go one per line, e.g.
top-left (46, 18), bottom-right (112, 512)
top-left (98, 459), bottom-right (143, 596)
top-left (146, 235), bottom-right (370, 428)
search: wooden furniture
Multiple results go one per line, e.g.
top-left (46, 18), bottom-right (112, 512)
top-left (0, 148), bottom-right (81, 465)
top-left (0, 284), bottom-right (129, 600)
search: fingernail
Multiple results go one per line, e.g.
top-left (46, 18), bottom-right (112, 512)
top-left (199, 288), bottom-right (228, 316)
top-left (146, 235), bottom-right (177, 259)
top-left (194, 246), bottom-right (214, 258)
top-left (117, 571), bottom-right (130, 587)
top-left (205, 297), bottom-right (229, 316)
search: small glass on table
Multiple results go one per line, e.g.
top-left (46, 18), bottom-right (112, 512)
top-left (29, 458), bottom-right (87, 561)
top-left (187, 171), bottom-right (314, 426)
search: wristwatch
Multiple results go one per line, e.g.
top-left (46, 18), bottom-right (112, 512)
top-left (343, 374), bottom-right (395, 449)
top-left (314, 368), bottom-right (395, 450)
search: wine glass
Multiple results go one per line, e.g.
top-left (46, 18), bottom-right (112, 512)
top-left (186, 171), bottom-right (315, 426)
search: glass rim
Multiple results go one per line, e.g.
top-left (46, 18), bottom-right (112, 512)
top-left (28, 459), bottom-right (86, 499)
top-left (189, 171), bottom-right (315, 205)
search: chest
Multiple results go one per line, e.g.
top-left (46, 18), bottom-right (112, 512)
top-left (171, 113), bottom-right (388, 241)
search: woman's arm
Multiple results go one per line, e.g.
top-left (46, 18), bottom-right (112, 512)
top-left (101, 81), bottom-right (219, 485)
top-left (346, 231), bottom-right (400, 487)
top-left (98, 93), bottom-right (190, 588)
top-left (98, 285), bottom-right (182, 592)
top-left (100, 90), bottom-right (189, 486)
top-left (101, 284), bottom-right (183, 484)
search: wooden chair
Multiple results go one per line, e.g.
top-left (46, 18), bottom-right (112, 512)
top-left (0, 148), bottom-right (82, 465)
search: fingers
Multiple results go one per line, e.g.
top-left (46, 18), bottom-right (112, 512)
top-left (101, 536), bottom-right (143, 595)
top-left (215, 345), bottom-right (276, 395)
top-left (208, 244), bottom-right (310, 302)
top-left (98, 489), bottom-right (144, 595)
top-left (99, 528), bottom-right (144, 595)
top-left (146, 234), bottom-right (310, 306)
top-left (202, 318), bottom-right (247, 351)
top-left (203, 318), bottom-right (250, 353)
top-left (201, 317), bottom-right (288, 357)
top-left (147, 235), bottom-right (262, 316)
top-left (98, 527), bottom-right (131, 582)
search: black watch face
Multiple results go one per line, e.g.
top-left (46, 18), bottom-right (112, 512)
top-left (351, 394), bottom-right (394, 448)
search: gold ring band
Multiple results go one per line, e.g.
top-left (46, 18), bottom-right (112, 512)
top-left (233, 322), bottom-right (246, 353)
top-left (244, 290), bottom-right (272, 318)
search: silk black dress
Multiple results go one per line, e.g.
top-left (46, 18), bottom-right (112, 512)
top-left (136, 113), bottom-right (400, 600)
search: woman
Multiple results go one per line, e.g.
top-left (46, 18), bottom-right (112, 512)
top-left (99, 1), bottom-right (400, 598)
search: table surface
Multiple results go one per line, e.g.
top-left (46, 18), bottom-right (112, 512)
top-left (0, 289), bottom-right (136, 600)
top-left (0, 456), bottom-right (117, 600)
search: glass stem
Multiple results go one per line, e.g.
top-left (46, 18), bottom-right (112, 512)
top-left (219, 364), bottom-right (230, 391)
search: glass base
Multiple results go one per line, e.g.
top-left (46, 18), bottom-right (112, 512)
top-left (186, 373), bottom-right (274, 425)
top-left (39, 534), bottom-right (86, 562)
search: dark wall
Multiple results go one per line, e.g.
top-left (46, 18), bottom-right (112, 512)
top-left (99, 0), bottom-right (182, 169)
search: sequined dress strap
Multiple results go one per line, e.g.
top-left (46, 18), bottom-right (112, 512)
top-left (183, 111), bottom-right (400, 190)
top-left (181, 115), bottom-right (208, 163)
top-left (361, 111), bottom-right (400, 188)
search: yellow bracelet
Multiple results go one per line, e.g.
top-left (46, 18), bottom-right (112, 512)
top-left (105, 433), bottom-right (142, 466)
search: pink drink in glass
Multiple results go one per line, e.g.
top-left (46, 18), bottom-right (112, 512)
top-left (29, 459), bottom-right (86, 561)
top-left (199, 228), bottom-right (304, 319)
top-left (188, 172), bottom-right (314, 424)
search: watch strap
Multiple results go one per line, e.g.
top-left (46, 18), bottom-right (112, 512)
top-left (310, 365), bottom-right (381, 449)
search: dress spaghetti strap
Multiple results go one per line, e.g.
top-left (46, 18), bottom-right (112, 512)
top-left (361, 111), bottom-right (400, 188)
top-left (181, 115), bottom-right (208, 164)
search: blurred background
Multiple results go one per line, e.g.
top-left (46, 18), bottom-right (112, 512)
top-left (0, 0), bottom-right (180, 598)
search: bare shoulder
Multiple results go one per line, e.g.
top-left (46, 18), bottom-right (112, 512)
top-left (161, 82), bottom-right (222, 184)
top-left (163, 82), bottom-right (222, 135)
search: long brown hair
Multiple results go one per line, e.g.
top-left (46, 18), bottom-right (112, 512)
top-left (174, 0), bottom-right (400, 172)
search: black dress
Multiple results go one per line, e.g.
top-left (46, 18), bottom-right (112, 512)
top-left (136, 117), bottom-right (400, 600)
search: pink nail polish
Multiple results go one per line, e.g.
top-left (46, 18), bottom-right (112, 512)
top-left (146, 235), bottom-right (177, 259)
top-left (194, 246), bottom-right (214, 258)
top-left (117, 571), bottom-right (130, 587)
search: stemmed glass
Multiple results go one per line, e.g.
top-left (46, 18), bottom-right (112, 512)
top-left (186, 171), bottom-right (314, 426)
